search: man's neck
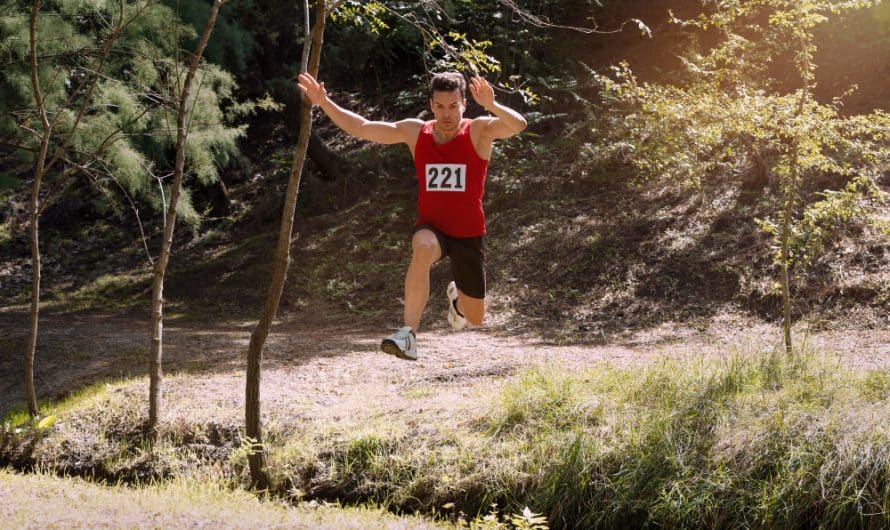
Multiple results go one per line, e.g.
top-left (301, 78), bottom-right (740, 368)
top-left (432, 121), bottom-right (460, 143)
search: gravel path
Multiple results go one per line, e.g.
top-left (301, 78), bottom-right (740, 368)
top-left (2, 309), bottom-right (888, 418)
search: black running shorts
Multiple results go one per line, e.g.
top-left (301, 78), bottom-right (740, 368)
top-left (414, 224), bottom-right (486, 299)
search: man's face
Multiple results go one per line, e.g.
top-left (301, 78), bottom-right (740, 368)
top-left (430, 89), bottom-right (466, 133)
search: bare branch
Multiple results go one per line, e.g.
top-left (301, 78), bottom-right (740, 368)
top-left (156, 172), bottom-right (167, 229)
top-left (326, 0), bottom-right (346, 12)
top-left (36, 166), bottom-right (76, 216)
top-left (0, 135), bottom-right (36, 152)
top-left (29, 0), bottom-right (51, 133)
top-left (183, 66), bottom-right (209, 140)
top-left (18, 123), bottom-right (43, 141)
top-left (300, 0), bottom-right (311, 73)
top-left (497, 0), bottom-right (648, 35)
top-left (99, 159), bottom-right (156, 266)
top-left (94, 106), bottom-right (154, 155)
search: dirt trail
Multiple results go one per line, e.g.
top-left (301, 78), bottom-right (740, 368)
top-left (2, 308), bottom-right (888, 419)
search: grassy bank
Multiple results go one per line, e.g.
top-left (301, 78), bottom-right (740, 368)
top-left (0, 468), bottom-right (448, 529)
top-left (3, 346), bottom-right (889, 529)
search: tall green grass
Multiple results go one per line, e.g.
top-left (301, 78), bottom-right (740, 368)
top-left (500, 352), bottom-right (890, 529)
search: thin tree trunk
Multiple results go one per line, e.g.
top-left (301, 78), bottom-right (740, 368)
top-left (25, 143), bottom-right (48, 417)
top-left (24, 0), bottom-right (139, 418)
top-left (245, 0), bottom-right (326, 490)
top-left (781, 3), bottom-right (812, 358)
top-left (25, 0), bottom-right (53, 417)
top-left (780, 178), bottom-right (793, 357)
top-left (148, 0), bottom-right (225, 429)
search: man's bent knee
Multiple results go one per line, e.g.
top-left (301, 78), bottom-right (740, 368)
top-left (411, 230), bottom-right (441, 263)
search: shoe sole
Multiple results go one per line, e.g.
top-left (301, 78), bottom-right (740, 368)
top-left (380, 339), bottom-right (417, 361)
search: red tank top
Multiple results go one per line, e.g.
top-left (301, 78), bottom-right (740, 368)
top-left (413, 119), bottom-right (489, 237)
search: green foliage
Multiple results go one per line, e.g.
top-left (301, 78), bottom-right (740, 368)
top-left (0, 5), bottom-right (90, 131)
top-left (0, 0), bottom-right (245, 228)
top-left (143, 62), bottom-right (245, 187)
top-left (332, 0), bottom-right (391, 34)
top-left (590, 64), bottom-right (888, 194)
top-left (230, 434), bottom-right (265, 474)
top-left (442, 0), bottom-right (595, 76)
top-left (265, 353), bottom-right (890, 528)
top-left (323, 0), bottom-right (577, 107)
top-left (859, 370), bottom-right (890, 401)
top-left (330, 1), bottom-right (501, 76)
top-left (430, 31), bottom-right (500, 76)
top-left (584, 0), bottom-right (889, 346)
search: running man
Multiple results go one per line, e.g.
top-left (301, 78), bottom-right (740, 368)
top-left (297, 71), bottom-right (526, 360)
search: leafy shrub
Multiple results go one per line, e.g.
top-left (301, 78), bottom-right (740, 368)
top-left (578, 0), bottom-right (890, 349)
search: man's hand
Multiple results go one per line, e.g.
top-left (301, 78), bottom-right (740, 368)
top-left (468, 76), bottom-right (495, 112)
top-left (468, 76), bottom-right (527, 142)
top-left (297, 72), bottom-right (327, 106)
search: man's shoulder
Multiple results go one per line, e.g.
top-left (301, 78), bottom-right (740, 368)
top-left (468, 116), bottom-right (497, 143)
top-left (395, 118), bottom-right (424, 137)
top-left (396, 118), bottom-right (425, 128)
top-left (469, 115), bottom-right (496, 133)
top-left (470, 116), bottom-right (496, 125)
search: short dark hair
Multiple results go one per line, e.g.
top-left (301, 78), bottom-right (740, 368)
top-left (429, 72), bottom-right (466, 99)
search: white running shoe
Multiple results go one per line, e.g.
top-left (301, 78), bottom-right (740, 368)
top-left (380, 326), bottom-right (418, 361)
top-left (446, 281), bottom-right (467, 331)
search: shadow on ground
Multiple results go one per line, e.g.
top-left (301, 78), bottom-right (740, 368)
top-left (0, 309), bottom-right (382, 416)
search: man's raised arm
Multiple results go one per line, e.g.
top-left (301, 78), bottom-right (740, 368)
top-left (298, 73), bottom-right (419, 145)
top-left (468, 76), bottom-right (527, 140)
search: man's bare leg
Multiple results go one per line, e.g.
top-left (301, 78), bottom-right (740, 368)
top-left (404, 229), bottom-right (442, 331)
top-left (455, 288), bottom-right (485, 326)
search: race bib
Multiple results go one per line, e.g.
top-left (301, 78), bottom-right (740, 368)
top-left (425, 164), bottom-right (467, 192)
